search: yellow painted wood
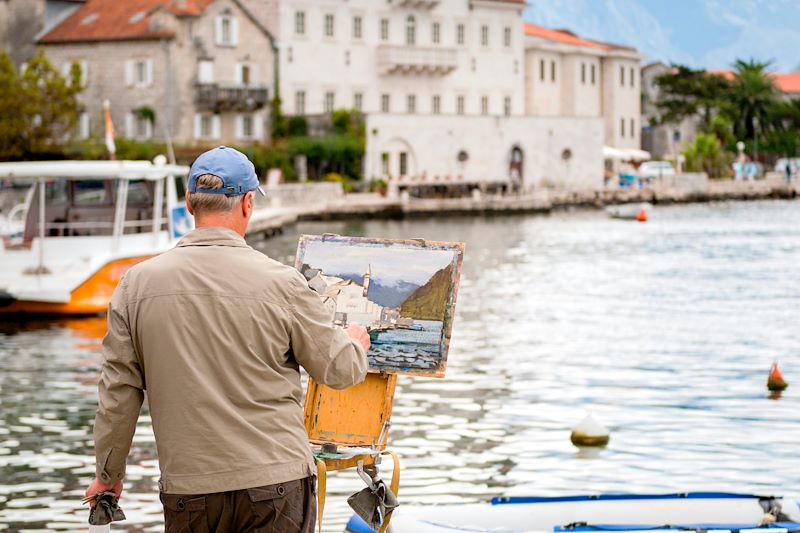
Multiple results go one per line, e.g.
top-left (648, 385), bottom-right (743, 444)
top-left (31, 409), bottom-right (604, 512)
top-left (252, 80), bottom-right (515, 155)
top-left (305, 373), bottom-right (397, 448)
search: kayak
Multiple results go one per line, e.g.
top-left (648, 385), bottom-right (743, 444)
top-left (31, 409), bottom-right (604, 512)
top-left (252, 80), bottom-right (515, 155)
top-left (345, 492), bottom-right (800, 533)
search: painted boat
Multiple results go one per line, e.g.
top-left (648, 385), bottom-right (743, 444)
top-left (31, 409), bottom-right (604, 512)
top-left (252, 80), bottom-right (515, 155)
top-left (0, 159), bottom-right (191, 317)
top-left (606, 202), bottom-right (652, 220)
top-left (346, 492), bottom-right (800, 533)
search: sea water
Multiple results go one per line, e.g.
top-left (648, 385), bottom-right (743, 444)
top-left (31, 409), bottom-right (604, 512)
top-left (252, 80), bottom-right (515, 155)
top-left (1, 200), bottom-right (799, 532)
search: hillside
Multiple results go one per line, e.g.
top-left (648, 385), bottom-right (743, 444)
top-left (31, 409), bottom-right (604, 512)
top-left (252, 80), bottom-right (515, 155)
top-left (400, 263), bottom-right (454, 321)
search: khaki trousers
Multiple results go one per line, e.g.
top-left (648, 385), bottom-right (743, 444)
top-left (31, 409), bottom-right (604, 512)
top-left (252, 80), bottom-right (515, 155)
top-left (160, 476), bottom-right (316, 533)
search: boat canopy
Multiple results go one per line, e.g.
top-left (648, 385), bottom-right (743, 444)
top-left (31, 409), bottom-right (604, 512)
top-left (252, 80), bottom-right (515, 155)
top-left (602, 146), bottom-right (652, 161)
top-left (0, 160), bottom-right (189, 181)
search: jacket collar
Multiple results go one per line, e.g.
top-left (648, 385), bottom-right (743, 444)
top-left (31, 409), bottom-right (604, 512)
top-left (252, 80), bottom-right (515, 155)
top-left (177, 227), bottom-right (248, 248)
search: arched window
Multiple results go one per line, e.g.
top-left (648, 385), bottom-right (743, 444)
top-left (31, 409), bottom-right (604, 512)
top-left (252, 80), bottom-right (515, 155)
top-left (406, 15), bottom-right (416, 45)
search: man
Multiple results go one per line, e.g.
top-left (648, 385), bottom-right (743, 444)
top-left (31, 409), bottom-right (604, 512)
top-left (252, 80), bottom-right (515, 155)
top-left (84, 146), bottom-right (370, 532)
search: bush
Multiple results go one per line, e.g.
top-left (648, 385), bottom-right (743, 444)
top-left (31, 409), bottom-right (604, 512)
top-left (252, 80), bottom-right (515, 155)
top-left (683, 133), bottom-right (732, 178)
top-left (324, 172), bottom-right (358, 193)
top-left (116, 138), bottom-right (167, 161)
top-left (330, 108), bottom-right (365, 140)
top-left (286, 116), bottom-right (308, 137)
top-left (287, 134), bottom-right (364, 181)
top-left (238, 144), bottom-right (295, 182)
top-left (369, 178), bottom-right (388, 195)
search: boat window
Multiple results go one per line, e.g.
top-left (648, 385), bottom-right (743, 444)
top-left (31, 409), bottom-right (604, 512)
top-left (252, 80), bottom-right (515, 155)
top-left (46, 180), bottom-right (69, 204)
top-left (72, 180), bottom-right (110, 206)
top-left (174, 175), bottom-right (186, 198)
top-left (127, 180), bottom-right (151, 205)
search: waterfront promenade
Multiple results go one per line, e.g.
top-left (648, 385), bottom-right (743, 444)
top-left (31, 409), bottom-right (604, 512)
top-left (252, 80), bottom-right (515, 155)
top-left (247, 175), bottom-right (799, 239)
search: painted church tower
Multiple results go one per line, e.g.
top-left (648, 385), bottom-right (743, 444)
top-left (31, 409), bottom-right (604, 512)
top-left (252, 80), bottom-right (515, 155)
top-left (363, 264), bottom-right (372, 297)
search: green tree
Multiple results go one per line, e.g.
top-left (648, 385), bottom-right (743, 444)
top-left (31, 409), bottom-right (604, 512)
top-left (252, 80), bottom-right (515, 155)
top-left (654, 65), bottom-right (731, 129)
top-left (727, 59), bottom-right (780, 142)
top-left (19, 50), bottom-right (82, 157)
top-left (0, 50), bottom-right (82, 160)
top-left (0, 53), bottom-right (27, 160)
top-left (270, 94), bottom-right (286, 140)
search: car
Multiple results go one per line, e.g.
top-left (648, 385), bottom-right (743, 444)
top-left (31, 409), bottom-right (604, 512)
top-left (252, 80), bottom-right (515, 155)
top-left (638, 160), bottom-right (676, 180)
top-left (773, 158), bottom-right (800, 173)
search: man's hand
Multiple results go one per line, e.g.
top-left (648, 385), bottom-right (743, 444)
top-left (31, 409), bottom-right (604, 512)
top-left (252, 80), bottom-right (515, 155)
top-left (85, 478), bottom-right (123, 503)
top-left (346, 324), bottom-right (371, 352)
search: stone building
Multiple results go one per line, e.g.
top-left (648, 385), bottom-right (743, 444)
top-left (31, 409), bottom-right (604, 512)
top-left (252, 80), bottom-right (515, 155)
top-left (523, 25), bottom-right (643, 151)
top-left (240, 0), bottom-right (640, 190)
top-left (38, 0), bottom-right (276, 145)
top-left (640, 61), bottom-right (700, 161)
top-left (642, 62), bottom-right (800, 160)
top-left (0, 0), bottom-right (85, 66)
top-left (19, 0), bottom-right (647, 190)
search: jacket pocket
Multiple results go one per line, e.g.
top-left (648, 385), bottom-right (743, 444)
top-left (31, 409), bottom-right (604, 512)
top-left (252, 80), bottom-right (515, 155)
top-left (160, 493), bottom-right (209, 533)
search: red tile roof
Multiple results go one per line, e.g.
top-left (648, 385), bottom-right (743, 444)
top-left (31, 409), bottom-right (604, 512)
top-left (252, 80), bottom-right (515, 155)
top-left (708, 69), bottom-right (800, 94)
top-left (38, 0), bottom-right (213, 44)
top-left (524, 24), bottom-right (609, 51)
top-left (774, 73), bottom-right (800, 94)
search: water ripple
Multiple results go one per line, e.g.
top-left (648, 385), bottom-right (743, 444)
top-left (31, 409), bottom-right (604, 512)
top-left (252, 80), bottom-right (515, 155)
top-left (1, 200), bottom-right (799, 531)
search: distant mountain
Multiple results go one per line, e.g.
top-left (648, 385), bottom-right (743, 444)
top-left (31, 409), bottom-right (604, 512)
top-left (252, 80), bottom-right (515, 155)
top-left (336, 272), bottom-right (420, 308)
top-left (400, 263), bottom-right (454, 321)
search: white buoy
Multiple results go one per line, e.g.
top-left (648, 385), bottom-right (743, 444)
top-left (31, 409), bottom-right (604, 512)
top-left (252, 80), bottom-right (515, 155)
top-left (570, 413), bottom-right (610, 447)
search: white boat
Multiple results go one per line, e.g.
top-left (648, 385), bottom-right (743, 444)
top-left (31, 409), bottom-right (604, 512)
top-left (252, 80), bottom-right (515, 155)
top-left (606, 202), bottom-right (652, 220)
top-left (0, 158), bottom-right (191, 317)
top-left (346, 492), bottom-right (800, 533)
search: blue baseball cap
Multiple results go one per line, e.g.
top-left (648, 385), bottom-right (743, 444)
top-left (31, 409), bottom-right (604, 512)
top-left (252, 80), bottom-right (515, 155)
top-left (189, 146), bottom-right (266, 197)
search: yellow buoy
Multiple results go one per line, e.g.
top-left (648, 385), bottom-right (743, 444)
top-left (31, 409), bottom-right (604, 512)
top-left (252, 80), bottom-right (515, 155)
top-left (570, 413), bottom-right (610, 447)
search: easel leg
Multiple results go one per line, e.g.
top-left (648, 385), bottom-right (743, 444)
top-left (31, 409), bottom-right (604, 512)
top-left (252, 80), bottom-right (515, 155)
top-left (315, 459), bottom-right (327, 533)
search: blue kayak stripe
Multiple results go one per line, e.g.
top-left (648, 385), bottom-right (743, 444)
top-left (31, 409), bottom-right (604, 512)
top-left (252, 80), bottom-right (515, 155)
top-left (554, 523), bottom-right (800, 532)
top-left (492, 492), bottom-right (773, 505)
top-left (345, 514), bottom-right (376, 533)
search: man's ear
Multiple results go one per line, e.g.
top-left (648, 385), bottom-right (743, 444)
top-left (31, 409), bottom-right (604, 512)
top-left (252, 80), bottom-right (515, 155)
top-left (242, 191), bottom-right (254, 216)
top-left (185, 191), bottom-right (195, 216)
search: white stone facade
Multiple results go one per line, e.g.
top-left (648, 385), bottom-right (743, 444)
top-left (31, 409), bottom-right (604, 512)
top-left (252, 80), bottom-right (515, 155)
top-left (256, 0), bottom-right (525, 118)
top-left (523, 28), bottom-right (643, 150)
top-left (246, 0), bottom-right (641, 189)
top-left (366, 113), bottom-right (604, 191)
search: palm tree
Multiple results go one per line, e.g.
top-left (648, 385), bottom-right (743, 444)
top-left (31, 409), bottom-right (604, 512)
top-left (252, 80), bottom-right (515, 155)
top-left (730, 59), bottom-right (779, 144)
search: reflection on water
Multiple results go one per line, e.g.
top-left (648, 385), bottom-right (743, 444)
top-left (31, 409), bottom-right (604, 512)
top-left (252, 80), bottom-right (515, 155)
top-left (2, 200), bottom-right (800, 532)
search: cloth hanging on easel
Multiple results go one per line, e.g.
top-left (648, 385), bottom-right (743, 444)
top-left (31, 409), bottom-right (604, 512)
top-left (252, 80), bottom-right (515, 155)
top-left (347, 479), bottom-right (399, 531)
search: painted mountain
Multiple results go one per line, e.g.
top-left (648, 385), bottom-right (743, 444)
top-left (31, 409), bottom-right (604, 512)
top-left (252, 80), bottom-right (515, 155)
top-left (400, 263), bottom-right (454, 321)
top-left (337, 273), bottom-right (421, 308)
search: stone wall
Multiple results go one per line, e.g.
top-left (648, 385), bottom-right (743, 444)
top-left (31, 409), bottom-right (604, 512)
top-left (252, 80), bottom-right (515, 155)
top-left (365, 113), bottom-right (605, 191)
top-left (259, 182), bottom-right (344, 209)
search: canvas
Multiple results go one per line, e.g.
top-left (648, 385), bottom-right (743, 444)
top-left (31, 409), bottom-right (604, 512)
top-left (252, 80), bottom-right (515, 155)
top-left (295, 235), bottom-right (465, 377)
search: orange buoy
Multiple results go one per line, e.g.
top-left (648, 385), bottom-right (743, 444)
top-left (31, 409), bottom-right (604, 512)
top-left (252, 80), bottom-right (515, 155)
top-left (767, 362), bottom-right (788, 392)
top-left (636, 209), bottom-right (648, 222)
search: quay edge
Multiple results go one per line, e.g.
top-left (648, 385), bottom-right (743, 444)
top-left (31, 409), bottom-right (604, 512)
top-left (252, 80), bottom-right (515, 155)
top-left (245, 177), bottom-right (798, 238)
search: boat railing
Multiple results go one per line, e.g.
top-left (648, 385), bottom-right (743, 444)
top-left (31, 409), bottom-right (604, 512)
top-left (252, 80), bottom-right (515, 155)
top-left (41, 217), bottom-right (169, 235)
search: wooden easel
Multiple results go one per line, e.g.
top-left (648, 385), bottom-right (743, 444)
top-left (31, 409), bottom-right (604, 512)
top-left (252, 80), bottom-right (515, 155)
top-left (305, 372), bottom-right (401, 533)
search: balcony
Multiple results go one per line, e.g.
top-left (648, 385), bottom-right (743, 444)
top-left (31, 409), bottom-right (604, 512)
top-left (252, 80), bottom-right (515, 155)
top-left (377, 45), bottom-right (458, 75)
top-left (195, 83), bottom-right (269, 112)
top-left (392, 0), bottom-right (440, 7)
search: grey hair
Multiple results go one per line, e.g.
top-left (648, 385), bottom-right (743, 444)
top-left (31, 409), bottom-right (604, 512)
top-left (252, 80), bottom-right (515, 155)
top-left (187, 174), bottom-right (242, 214)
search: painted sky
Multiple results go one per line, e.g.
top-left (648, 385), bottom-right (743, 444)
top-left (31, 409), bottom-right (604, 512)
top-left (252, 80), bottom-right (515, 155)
top-left (301, 240), bottom-right (456, 286)
top-left (525, 0), bottom-right (800, 72)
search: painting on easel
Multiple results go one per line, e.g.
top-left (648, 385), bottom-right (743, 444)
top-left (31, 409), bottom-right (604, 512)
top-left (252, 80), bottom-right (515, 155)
top-left (295, 235), bottom-right (465, 378)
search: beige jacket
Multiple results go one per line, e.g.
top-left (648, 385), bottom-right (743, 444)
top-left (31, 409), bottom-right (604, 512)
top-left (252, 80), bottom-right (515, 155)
top-left (94, 228), bottom-right (367, 494)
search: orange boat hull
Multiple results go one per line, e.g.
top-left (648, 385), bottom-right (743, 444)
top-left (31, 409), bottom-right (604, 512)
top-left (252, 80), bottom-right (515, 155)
top-left (0, 256), bottom-right (153, 317)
